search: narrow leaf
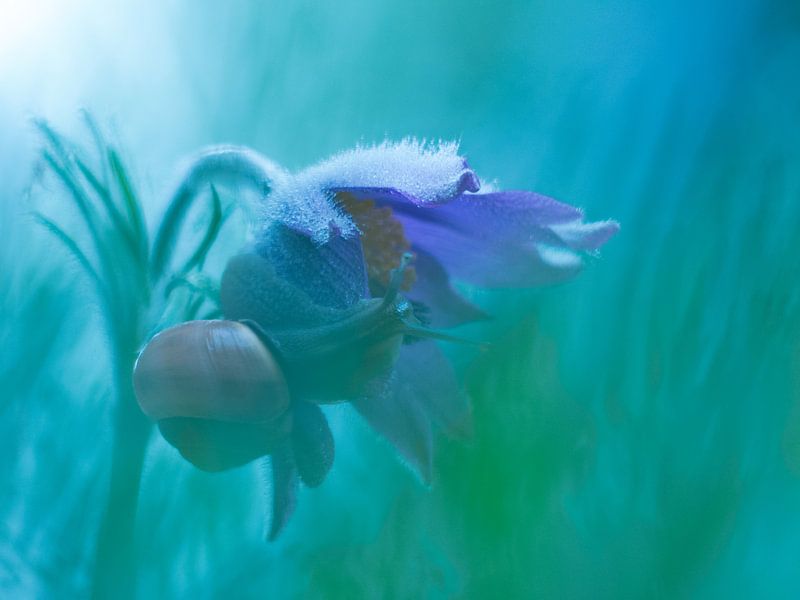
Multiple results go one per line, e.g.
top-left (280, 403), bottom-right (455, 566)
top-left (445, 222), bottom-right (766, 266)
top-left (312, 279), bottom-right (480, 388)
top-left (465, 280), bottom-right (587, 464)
top-left (79, 109), bottom-right (111, 187)
top-left (42, 151), bottom-right (102, 247)
top-left (163, 272), bottom-right (220, 304)
top-left (179, 184), bottom-right (224, 274)
top-left (76, 157), bottom-right (141, 263)
top-left (109, 149), bottom-right (148, 261)
top-left (32, 212), bottom-right (106, 299)
top-left (33, 119), bottom-right (74, 166)
top-left (150, 185), bottom-right (192, 282)
top-left (41, 150), bottom-right (124, 311)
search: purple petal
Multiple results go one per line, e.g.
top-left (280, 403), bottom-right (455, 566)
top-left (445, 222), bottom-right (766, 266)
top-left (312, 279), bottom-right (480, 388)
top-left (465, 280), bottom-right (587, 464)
top-left (330, 187), bottom-right (615, 287)
top-left (267, 444), bottom-right (299, 541)
top-left (420, 190), bottom-right (585, 232)
top-left (221, 252), bottom-right (349, 329)
top-left (395, 343), bottom-right (472, 439)
top-left (336, 188), bottom-right (583, 229)
top-left (352, 377), bottom-right (433, 483)
top-left (256, 223), bottom-right (368, 310)
top-left (407, 246), bottom-right (488, 328)
top-left (393, 215), bottom-right (584, 287)
top-left (549, 220), bottom-right (620, 250)
top-left (290, 401), bottom-right (335, 488)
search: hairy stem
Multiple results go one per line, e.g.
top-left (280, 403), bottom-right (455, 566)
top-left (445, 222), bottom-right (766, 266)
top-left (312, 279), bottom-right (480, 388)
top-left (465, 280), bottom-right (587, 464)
top-left (150, 146), bottom-right (285, 280)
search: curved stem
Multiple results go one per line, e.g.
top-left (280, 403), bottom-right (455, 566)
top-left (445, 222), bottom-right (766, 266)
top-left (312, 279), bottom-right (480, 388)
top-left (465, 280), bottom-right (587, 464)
top-left (150, 146), bottom-right (286, 281)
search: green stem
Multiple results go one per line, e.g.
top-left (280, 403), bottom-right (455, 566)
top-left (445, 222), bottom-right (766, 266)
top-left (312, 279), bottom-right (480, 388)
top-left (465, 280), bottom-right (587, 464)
top-left (91, 364), bottom-right (152, 600)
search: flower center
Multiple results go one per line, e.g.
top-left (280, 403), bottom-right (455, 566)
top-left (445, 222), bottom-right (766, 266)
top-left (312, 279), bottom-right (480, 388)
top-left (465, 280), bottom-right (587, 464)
top-left (337, 192), bottom-right (416, 293)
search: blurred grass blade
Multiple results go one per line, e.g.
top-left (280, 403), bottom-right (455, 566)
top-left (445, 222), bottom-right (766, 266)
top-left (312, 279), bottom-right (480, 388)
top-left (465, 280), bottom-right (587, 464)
top-left (75, 158), bottom-right (141, 263)
top-left (150, 184), bottom-right (199, 282)
top-left (80, 109), bottom-right (111, 187)
top-left (109, 149), bottom-right (148, 262)
top-left (184, 294), bottom-right (207, 321)
top-left (33, 119), bottom-right (74, 166)
top-left (32, 212), bottom-right (106, 299)
top-left (164, 272), bottom-right (220, 304)
top-left (38, 132), bottom-right (124, 312)
top-left (41, 151), bottom-right (104, 251)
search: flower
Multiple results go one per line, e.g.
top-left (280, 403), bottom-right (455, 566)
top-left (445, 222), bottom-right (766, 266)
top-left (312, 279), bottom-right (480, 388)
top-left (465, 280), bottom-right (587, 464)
top-left (262, 139), bottom-right (619, 326)
top-left (137, 139), bottom-right (619, 539)
top-left (252, 140), bottom-right (617, 530)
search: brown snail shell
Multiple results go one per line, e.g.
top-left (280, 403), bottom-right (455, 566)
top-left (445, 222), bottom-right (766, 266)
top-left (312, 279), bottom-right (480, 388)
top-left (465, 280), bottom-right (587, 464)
top-left (134, 319), bottom-right (290, 423)
top-left (133, 320), bottom-right (292, 472)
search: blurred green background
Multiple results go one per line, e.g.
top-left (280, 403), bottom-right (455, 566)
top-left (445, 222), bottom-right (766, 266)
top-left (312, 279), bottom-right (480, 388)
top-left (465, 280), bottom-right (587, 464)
top-left (2, 0), bottom-right (799, 597)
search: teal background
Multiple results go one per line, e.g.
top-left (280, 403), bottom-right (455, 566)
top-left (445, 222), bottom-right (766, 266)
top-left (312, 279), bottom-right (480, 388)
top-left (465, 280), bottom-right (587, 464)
top-left (2, 0), bottom-right (799, 597)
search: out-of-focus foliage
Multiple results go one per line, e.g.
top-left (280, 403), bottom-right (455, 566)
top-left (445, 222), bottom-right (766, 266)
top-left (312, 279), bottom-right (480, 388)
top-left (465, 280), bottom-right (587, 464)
top-left (1, 0), bottom-right (799, 597)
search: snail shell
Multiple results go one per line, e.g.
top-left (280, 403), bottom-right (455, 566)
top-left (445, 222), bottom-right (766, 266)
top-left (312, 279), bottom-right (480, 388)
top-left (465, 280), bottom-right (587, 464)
top-left (133, 320), bottom-right (290, 423)
top-left (134, 320), bottom-right (292, 472)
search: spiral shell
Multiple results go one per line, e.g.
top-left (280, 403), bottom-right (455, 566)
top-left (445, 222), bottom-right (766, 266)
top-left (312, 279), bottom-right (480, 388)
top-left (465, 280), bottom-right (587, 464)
top-left (133, 320), bottom-right (290, 423)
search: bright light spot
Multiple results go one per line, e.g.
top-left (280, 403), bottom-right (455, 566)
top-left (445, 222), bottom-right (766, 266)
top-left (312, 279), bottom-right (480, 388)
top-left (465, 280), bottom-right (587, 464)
top-left (0, 0), bottom-right (63, 70)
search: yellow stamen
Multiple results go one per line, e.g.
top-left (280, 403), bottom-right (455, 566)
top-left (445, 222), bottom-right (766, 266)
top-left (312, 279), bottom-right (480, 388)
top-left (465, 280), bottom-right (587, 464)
top-left (337, 192), bottom-right (416, 291)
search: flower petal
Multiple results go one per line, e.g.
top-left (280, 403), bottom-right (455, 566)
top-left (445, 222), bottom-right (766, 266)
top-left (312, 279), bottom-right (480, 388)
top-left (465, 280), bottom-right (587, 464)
top-left (290, 401), bottom-right (335, 488)
top-left (267, 444), bottom-right (299, 541)
top-left (352, 376), bottom-right (433, 484)
top-left (267, 140), bottom-right (476, 242)
top-left (258, 223), bottom-right (368, 309)
top-left (389, 214), bottom-right (585, 286)
top-left (352, 190), bottom-right (616, 287)
top-left (221, 252), bottom-right (344, 330)
top-left (339, 188), bottom-right (582, 228)
top-left (316, 140), bottom-right (476, 203)
top-left (395, 343), bottom-right (473, 439)
top-left (406, 246), bottom-right (488, 328)
top-left (223, 221), bottom-right (368, 327)
top-left (549, 219), bottom-right (621, 251)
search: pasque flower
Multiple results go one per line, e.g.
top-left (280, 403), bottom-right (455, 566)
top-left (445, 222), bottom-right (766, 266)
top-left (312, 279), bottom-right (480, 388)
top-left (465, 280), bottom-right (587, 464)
top-left (134, 139), bottom-right (618, 539)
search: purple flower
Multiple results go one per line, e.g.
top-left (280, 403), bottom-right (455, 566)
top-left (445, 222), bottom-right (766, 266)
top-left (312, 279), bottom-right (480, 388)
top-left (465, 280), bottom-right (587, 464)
top-left (254, 141), bottom-right (615, 523)
top-left (137, 139), bottom-right (618, 539)
top-left (263, 139), bottom-right (619, 325)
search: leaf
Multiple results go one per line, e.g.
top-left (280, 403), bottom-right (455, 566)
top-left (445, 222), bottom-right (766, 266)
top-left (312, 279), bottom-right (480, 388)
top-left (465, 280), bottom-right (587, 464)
top-left (149, 178), bottom-right (199, 282)
top-left (183, 293), bottom-right (206, 321)
top-left (179, 184), bottom-right (225, 274)
top-left (150, 145), bottom-right (280, 282)
top-left (163, 272), bottom-right (220, 304)
top-left (79, 108), bottom-right (111, 187)
top-left (33, 119), bottom-right (74, 166)
top-left (75, 157), bottom-right (141, 265)
top-left (32, 212), bottom-right (106, 300)
top-left (109, 149), bottom-right (148, 262)
top-left (41, 151), bottom-right (103, 253)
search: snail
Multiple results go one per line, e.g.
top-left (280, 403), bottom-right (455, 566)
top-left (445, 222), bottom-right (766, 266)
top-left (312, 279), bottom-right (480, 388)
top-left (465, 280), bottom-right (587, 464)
top-left (133, 248), bottom-right (458, 475)
top-left (133, 319), bottom-right (291, 472)
top-left (127, 140), bottom-right (501, 539)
